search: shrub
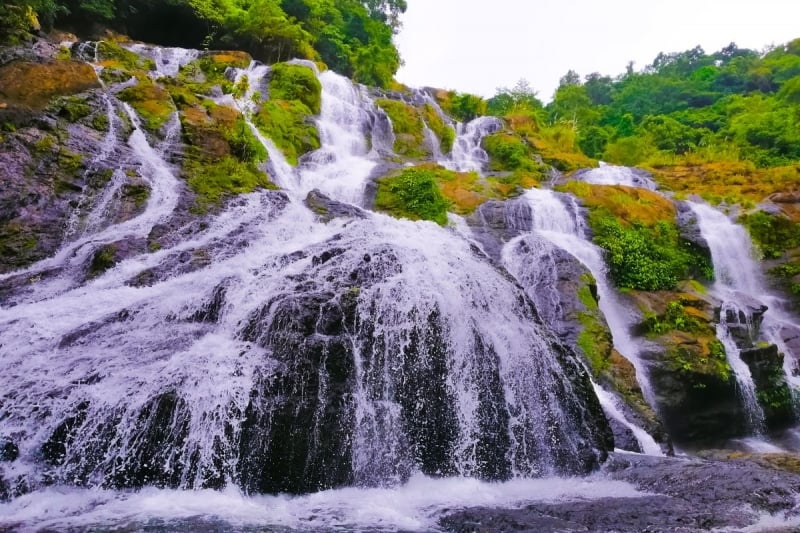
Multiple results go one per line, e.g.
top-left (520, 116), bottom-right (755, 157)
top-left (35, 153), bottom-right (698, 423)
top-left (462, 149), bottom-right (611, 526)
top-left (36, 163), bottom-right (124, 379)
top-left (739, 210), bottom-right (800, 259)
top-left (374, 167), bottom-right (450, 225)
top-left (269, 63), bottom-right (321, 115)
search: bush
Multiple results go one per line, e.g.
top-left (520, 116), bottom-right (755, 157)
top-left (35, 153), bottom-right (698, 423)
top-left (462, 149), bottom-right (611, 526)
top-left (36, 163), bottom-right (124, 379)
top-left (374, 167), bottom-right (450, 225)
top-left (254, 99), bottom-right (319, 165)
top-left (375, 99), bottom-right (426, 157)
top-left (269, 63), bottom-right (322, 115)
top-left (740, 210), bottom-right (800, 259)
top-left (590, 212), bottom-right (712, 290)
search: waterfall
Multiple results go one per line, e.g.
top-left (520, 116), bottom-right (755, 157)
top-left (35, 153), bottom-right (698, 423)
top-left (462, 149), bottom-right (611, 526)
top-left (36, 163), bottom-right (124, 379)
top-left (687, 201), bottom-right (796, 431)
top-left (441, 116), bottom-right (502, 173)
top-left (500, 188), bottom-right (660, 453)
top-left (125, 44), bottom-right (199, 79)
top-left (0, 45), bottom-right (617, 516)
top-left (575, 163), bottom-right (658, 190)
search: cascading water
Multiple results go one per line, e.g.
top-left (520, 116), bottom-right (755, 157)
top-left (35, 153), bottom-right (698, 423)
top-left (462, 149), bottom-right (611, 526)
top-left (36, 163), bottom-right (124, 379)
top-left (0, 44), bottom-right (623, 530)
top-left (441, 116), bottom-right (503, 172)
top-left (125, 43), bottom-right (200, 79)
top-left (499, 187), bottom-right (661, 453)
top-left (688, 201), bottom-right (800, 431)
top-left (224, 61), bottom-right (392, 205)
top-left (575, 163), bottom-right (658, 190)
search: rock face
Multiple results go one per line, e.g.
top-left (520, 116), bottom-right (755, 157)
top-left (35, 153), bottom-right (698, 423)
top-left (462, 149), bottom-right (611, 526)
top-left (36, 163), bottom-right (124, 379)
top-left (742, 344), bottom-right (796, 428)
top-left (440, 453), bottom-right (800, 532)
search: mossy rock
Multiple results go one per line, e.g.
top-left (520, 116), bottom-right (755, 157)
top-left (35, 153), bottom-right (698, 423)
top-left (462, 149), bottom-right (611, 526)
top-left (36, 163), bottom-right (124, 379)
top-left (650, 162), bottom-right (800, 208)
top-left (0, 60), bottom-right (100, 109)
top-left (88, 244), bottom-right (118, 277)
top-left (96, 41), bottom-right (153, 73)
top-left (483, 132), bottom-right (541, 172)
top-left (376, 99), bottom-right (428, 158)
top-left (254, 99), bottom-right (319, 166)
top-left (374, 167), bottom-right (450, 225)
top-left (558, 181), bottom-right (713, 290)
top-left (269, 63), bottom-right (321, 115)
top-left (422, 104), bottom-right (454, 154)
top-left (186, 156), bottom-right (275, 211)
top-left (117, 79), bottom-right (176, 131)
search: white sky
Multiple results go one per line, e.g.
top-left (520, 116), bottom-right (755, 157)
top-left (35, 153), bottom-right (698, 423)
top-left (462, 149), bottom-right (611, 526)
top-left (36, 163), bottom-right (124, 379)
top-left (394, 0), bottom-right (800, 102)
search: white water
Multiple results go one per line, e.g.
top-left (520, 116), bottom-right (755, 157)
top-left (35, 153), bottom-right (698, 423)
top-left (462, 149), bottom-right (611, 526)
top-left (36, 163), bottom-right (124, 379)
top-left (592, 382), bottom-right (663, 455)
top-left (689, 201), bottom-right (779, 432)
top-left (125, 43), bottom-right (199, 79)
top-left (441, 116), bottom-right (502, 173)
top-left (225, 62), bottom-right (389, 205)
top-left (0, 475), bottom-right (644, 532)
top-left (504, 188), bottom-right (656, 406)
top-left (578, 163), bottom-right (658, 190)
top-left (0, 46), bottom-right (619, 522)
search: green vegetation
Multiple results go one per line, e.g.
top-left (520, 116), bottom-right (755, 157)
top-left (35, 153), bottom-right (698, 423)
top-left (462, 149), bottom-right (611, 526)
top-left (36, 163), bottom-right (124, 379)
top-left (374, 167), bottom-right (449, 225)
top-left (117, 80), bottom-right (176, 131)
top-left (422, 104), bottom-right (454, 154)
top-left (375, 99), bottom-right (426, 157)
top-left (740, 210), bottom-right (800, 259)
top-left (269, 63), bottom-right (322, 115)
top-left (482, 133), bottom-right (540, 172)
top-left (185, 156), bottom-right (274, 208)
top-left (559, 181), bottom-right (713, 290)
top-left (254, 99), bottom-right (319, 165)
top-left (3, 0), bottom-right (404, 88)
top-left (88, 244), bottom-right (117, 277)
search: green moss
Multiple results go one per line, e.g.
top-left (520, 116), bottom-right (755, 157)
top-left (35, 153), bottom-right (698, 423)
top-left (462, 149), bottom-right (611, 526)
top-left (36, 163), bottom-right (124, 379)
top-left (89, 244), bottom-right (117, 277)
top-left (122, 183), bottom-right (150, 208)
top-left (483, 133), bottom-right (540, 172)
top-left (117, 80), bottom-right (176, 131)
top-left (55, 96), bottom-right (91, 122)
top-left (96, 42), bottom-right (149, 72)
top-left (254, 99), bottom-right (319, 165)
top-left (374, 167), bottom-right (450, 225)
top-left (422, 104), bottom-right (454, 154)
top-left (269, 63), bottom-right (322, 115)
top-left (226, 118), bottom-right (267, 163)
top-left (186, 156), bottom-right (275, 210)
top-left (740, 210), bottom-right (800, 259)
top-left (57, 148), bottom-right (84, 174)
top-left (0, 222), bottom-right (37, 261)
top-left (91, 112), bottom-right (110, 132)
top-left (376, 99), bottom-right (427, 158)
top-left (559, 182), bottom-right (713, 290)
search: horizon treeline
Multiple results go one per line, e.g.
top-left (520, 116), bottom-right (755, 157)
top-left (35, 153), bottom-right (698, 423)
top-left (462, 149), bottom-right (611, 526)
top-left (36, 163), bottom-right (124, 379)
top-left (482, 39), bottom-right (800, 168)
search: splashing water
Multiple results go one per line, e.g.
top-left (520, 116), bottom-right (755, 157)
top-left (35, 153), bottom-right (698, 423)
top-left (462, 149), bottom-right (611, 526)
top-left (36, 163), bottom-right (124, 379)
top-left (576, 163), bottom-right (658, 190)
top-left (441, 116), bottom-right (502, 173)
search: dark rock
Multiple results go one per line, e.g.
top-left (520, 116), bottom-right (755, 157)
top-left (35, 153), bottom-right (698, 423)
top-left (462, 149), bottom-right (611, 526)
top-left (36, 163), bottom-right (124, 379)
top-left (0, 439), bottom-right (18, 462)
top-left (608, 418), bottom-right (643, 453)
top-left (715, 294), bottom-right (769, 349)
top-left (742, 344), bottom-right (796, 428)
top-left (304, 189), bottom-right (367, 223)
top-left (646, 346), bottom-right (745, 445)
top-left (441, 453), bottom-right (800, 532)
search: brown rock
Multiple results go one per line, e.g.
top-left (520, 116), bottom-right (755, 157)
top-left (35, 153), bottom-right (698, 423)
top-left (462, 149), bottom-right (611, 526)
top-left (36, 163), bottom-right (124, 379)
top-left (0, 60), bottom-right (100, 109)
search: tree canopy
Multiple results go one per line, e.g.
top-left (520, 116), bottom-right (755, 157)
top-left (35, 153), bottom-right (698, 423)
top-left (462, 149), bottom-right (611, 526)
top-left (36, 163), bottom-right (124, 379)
top-left (1, 0), bottom-right (404, 88)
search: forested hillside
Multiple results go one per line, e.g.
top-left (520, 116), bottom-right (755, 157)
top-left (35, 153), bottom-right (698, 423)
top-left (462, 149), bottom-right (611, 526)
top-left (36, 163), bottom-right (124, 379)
top-left (0, 0), bottom-right (404, 86)
top-left (479, 39), bottom-right (800, 191)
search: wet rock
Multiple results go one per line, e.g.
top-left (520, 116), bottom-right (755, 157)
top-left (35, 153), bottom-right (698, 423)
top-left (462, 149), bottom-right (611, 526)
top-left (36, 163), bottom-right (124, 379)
top-left (0, 60), bottom-right (100, 109)
top-left (608, 418), bottom-right (643, 453)
top-left (304, 189), bottom-right (366, 223)
top-left (742, 344), bottom-right (796, 428)
top-left (441, 453), bottom-right (800, 532)
top-left (0, 439), bottom-right (18, 462)
top-left (715, 294), bottom-right (769, 349)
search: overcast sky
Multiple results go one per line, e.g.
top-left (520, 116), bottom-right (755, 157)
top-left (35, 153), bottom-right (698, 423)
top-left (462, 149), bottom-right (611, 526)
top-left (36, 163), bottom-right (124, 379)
top-left (394, 0), bottom-right (800, 102)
